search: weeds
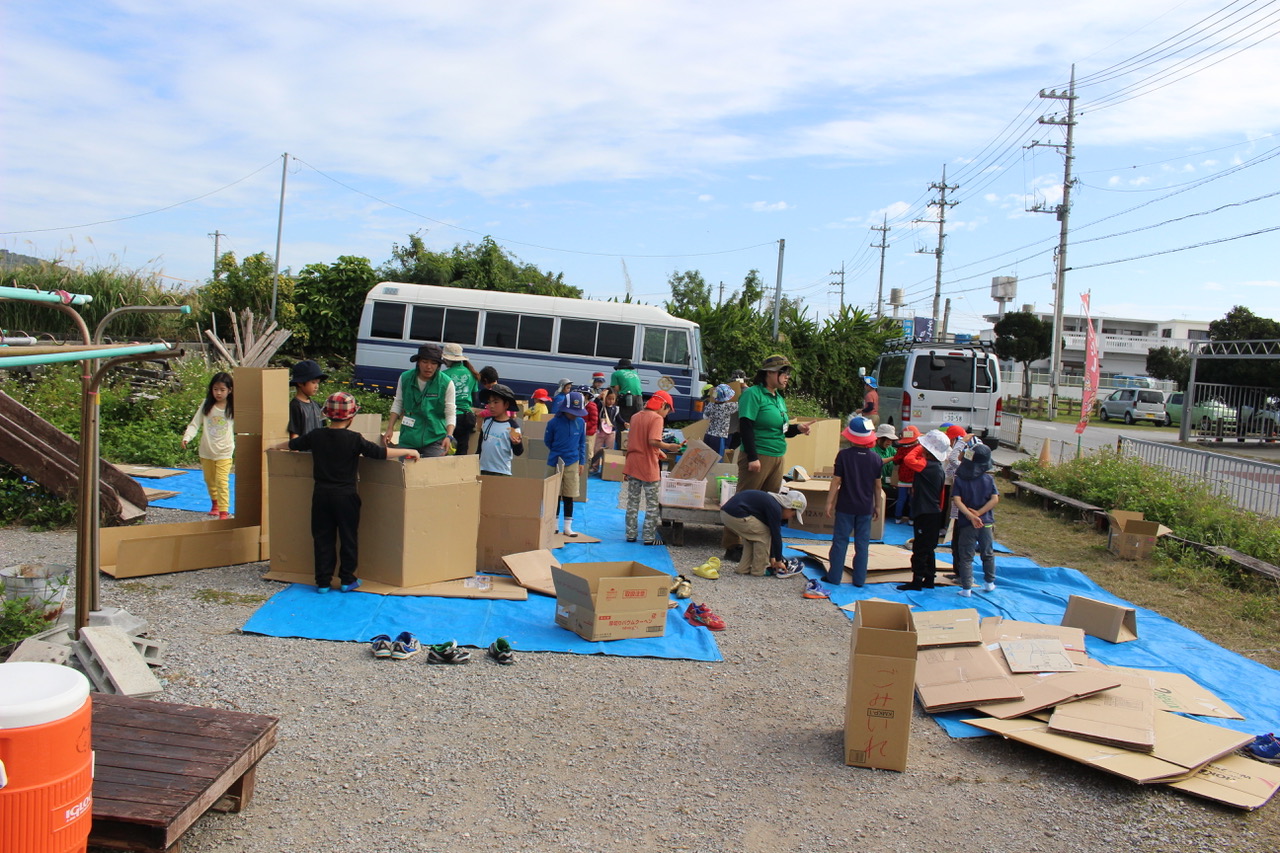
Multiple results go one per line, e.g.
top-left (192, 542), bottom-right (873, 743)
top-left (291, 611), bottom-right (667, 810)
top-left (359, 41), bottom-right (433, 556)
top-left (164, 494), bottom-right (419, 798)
top-left (192, 589), bottom-right (269, 606)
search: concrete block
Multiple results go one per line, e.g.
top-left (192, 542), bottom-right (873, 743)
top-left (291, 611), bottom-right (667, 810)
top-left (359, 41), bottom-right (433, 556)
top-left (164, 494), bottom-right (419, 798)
top-left (88, 606), bottom-right (149, 637)
top-left (130, 634), bottom-right (166, 668)
top-left (77, 625), bottom-right (162, 697)
top-left (72, 640), bottom-right (114, 694)
top-left (7, 638), bottom-right (71, 664)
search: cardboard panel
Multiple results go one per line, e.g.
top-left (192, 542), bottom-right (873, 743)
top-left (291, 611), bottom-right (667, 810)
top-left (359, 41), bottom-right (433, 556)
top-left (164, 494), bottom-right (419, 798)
top-left (669, 439), bottom-right (720, 481)
top-left (476, 469), bottom-right (560, 572)
top-left (782, 417), bottom-right (842, 475)
top-left (1106, 666), bottom-right (1243, 720)
top-left (102, 525), bottom-right (262, 578)
top-left (1047, 670), bottom-right (1156, 751)
top-left (501, 549), bottom-right (559, 596)
top-left (844, 600), bottom-right (917, 772)
top-left (233, 367), bottom-right (290, 437)
top-left (914, 644), bottom-right (1023, 712)
top-left (1062, 595), bottom-right (1138, 643)
top-left (1166, 753), bottom-right (1280, 810)
top-left (912, 609), bottom-right (982, 648)
top-left (974, 667), bottom-right (1123, 719)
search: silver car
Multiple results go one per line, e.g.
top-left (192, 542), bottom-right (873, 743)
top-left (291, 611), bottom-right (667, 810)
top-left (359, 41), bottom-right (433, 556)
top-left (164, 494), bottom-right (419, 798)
top-left (1099, 388), bottom-right (1167, 425)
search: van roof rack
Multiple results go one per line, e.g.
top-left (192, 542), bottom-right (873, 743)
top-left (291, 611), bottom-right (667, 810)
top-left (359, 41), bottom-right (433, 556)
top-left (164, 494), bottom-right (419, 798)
top-left (879, 338), bottom-right (996, 355)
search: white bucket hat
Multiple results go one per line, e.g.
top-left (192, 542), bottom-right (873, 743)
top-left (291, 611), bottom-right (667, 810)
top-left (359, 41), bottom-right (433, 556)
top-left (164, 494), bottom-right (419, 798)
top-left (771, 490), bottom-right (807, 524)
top-left (919, 429), bottom-right (951, 462)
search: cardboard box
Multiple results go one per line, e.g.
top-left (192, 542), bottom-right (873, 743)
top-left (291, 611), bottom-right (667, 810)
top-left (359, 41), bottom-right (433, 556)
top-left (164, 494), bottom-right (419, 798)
top-left (844, 600), bottom-right (917, 772)
top-left (509, 455), bottom-right (588, 502)
top-left (267, 450), bottom-right (481, 588)
top-left (551, 561), bottom-right (671, 641)
top-left (914, 644), bottom-right (1023, 712)
top-left (476, 468), bottom-right (560, 572)
top-left (912, 609), bottom-right (982, 648)
top-left (669, 439), bottom-right (720, 481)
top-left (658, 472), bottom-right (707, 509)
top-left (782, 417), bottom-right (842, 476)
top-left (233, 367), bottom-right (291, 437)
top-left (1062, 595), bottom-right (1138, 643)
top-left (349, 412), bottom-right (382, 441)
top-left (1106, 510), bottom-right (1173, 560)
top-left (601, 449), bottom-right (626, 482)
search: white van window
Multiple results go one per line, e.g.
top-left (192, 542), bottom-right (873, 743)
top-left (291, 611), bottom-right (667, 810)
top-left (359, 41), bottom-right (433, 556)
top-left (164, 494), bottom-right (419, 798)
top-left (912, 356), bottom-right (974, 393)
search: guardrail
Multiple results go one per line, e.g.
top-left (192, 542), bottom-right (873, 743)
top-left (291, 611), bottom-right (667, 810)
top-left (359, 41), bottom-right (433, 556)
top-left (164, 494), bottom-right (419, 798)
top-left (1118, 437), bottom-right (1280, 518)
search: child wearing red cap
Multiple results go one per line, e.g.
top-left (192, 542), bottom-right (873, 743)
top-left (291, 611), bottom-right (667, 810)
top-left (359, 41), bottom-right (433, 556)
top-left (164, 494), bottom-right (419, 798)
top-left (275, 392), bottom-right (420, 593)
top-left (623, 391), bottom-right (681, 544)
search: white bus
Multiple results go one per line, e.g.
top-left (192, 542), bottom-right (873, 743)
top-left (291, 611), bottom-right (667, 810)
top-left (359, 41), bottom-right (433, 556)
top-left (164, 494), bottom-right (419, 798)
top-left (353, 282), bottom-right (707, 419)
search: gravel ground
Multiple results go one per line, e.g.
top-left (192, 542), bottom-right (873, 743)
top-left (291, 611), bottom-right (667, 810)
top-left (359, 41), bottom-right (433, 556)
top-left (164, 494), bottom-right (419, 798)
top-left (5, 508), bottom-right (1278, 853)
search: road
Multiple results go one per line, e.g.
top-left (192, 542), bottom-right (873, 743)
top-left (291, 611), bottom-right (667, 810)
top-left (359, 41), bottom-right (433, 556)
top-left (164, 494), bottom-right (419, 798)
top-left (1015, 416), bottom-right (1178, 457)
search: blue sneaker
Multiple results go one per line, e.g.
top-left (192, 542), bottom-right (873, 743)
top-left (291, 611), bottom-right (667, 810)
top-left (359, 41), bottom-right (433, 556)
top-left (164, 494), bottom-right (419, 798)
top-left (801, 578), bottom-right (829, 599)
top-left (390, 632), bottom-right (421, 660)
top-left (774, 557), bottom-right (805, 579)
top-left (1246, 733), bottom-right (1280, 765)
top-left (340, 579), bottom-right (362, 593)
top-left (370, 634), bottom-right (394, 659)
top-left (316, 585), bottom-right (330, 594)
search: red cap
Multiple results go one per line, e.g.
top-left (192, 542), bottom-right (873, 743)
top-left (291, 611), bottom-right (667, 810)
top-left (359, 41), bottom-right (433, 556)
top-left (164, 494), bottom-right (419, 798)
top-left (945, 425), bottom-right (968, 441)
top-left (645, 390), bottom-right (674, 410)
top-left (531, 388), bottom-right (552, 403)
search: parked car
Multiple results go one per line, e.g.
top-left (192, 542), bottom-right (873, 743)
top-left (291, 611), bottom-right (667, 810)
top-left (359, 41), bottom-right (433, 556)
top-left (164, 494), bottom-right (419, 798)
top-left (1163, 392), bottom-right (1238, 430)
top-left (1099, 388), bottom-right (1167, 425)
top-left (1240, 396), bottom-right (1280, 435)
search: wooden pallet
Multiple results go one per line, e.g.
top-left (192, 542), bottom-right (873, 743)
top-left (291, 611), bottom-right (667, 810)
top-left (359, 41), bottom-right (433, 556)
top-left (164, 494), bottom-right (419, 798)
top-left (90, 694), bottom-right (278, 853)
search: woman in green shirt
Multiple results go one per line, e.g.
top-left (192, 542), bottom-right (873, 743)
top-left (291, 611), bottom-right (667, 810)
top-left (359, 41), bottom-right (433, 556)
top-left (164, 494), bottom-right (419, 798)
top-left (722, 354), bottom-right (810, 561)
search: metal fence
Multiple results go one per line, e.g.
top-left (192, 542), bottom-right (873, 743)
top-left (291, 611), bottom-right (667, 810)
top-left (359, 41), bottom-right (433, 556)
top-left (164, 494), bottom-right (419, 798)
top-left (1118, 437), bottom-right (1280, 517)
top-left (997, 412), bottom-right (1024, 452)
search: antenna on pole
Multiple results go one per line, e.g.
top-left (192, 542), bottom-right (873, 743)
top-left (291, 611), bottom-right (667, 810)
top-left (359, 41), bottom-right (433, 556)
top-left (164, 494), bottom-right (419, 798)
top-left (620, 258), bottom-right (633, 301)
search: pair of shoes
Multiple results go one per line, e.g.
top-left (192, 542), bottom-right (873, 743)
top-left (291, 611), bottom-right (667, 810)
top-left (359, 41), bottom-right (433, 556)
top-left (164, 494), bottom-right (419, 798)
top-left (1245, 733), bottom-right (1280, 764)
top-left (370, 634), bottom-right (394, 658)
top-left (957, 587), bottom-right (973, 597)
top-left (390, 632), bottom-right (421, 660)
top-left (670, 575), bottom-right (693, 598)
top-left (692, 558), bottom-right (720, 580)
top-left (427, 640), bottom-right (471, 664)
top-left (339, 579), bottom-right (362, 593)
top-left (723, 545), bottom-right (743, 563)
top-left (684, 602), bottom-right (726, 631)
top-left (487, 637), bottom-right (515, 665)
top-left (774, 557), bottom-right (805, 579)
top-left (802, 578), bottom-right (830, 599)
top-left (983, 581), bottom-right (997, 592)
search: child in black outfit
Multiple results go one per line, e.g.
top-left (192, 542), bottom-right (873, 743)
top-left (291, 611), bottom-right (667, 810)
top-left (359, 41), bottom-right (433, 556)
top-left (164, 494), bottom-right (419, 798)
top-left (288, 359), bottom-right (329, 439)
top-left (275, 392), bottom-right (419, 593)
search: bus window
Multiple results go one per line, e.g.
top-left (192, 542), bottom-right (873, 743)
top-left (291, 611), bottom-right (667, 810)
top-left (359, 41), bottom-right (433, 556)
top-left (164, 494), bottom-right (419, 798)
top-left (559, 319), bottom-right (596, 356)
top-left (597, 323), bottom-right (635, 360)
top-left (370, 302), bottom-right (406, 339)
top-left (643, 328), bottom-right (688, 365)
top-left (442, 309), bottom-right (478, 344)
top-left (665, 331), bottom-right (689, 366)
top-left (410, 305), bottom-right (443, 341)
top-left (483, 312), bottom-right (519, 348)
top-left (519, 316), bottom-right (553, 352)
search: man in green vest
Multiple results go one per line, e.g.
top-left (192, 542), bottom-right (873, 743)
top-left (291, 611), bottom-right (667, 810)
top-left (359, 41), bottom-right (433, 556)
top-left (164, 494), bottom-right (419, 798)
top-left (610, 357), bottom-right (644, 423)
top-left (441, 342), bottom-right (481, 454)
top-left (383, 344), bottom-right (456, 457)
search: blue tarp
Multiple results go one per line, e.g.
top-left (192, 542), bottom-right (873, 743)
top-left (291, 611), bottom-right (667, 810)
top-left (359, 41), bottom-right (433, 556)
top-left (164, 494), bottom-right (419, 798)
top-left (138, 468), bottom-right (236, 513)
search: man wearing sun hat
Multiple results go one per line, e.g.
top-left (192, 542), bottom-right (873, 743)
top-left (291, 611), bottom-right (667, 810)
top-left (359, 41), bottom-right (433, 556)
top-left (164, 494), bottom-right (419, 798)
top-left (441, 343), bottom-right (481, 455)
top-left (610, 357), bottom-right (644, 422)
top-left (824, 415), bottom-right (884, 586)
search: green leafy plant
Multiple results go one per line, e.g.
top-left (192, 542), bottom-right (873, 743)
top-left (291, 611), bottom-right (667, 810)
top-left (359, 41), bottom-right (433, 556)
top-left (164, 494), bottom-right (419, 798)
top-left (0, 591), bottom-right (50, 648)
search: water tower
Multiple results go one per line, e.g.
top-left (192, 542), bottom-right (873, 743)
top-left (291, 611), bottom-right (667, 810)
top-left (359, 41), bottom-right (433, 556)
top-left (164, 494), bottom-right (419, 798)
top-left (991, 276), bottom-right (1017, 317)
top-left (888, 287), bottom-right (906, 317)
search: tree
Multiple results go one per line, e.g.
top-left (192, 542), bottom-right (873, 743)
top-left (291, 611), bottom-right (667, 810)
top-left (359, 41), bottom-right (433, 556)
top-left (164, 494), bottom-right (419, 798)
top-left (1195, 306), bottom-right (1280, 390)
top-left (1145, 346), bottom-right (1190, 390)
top-left (665, 270), bottom-right (712, 316)
top-left (993, 311), bottom-right (1053, 398)
top-left (379, 233), bottom-right (580, 298)
top-left (293, 256), bottom-right (378, 359)
top-left (200, 251), bottom-right (299, 337)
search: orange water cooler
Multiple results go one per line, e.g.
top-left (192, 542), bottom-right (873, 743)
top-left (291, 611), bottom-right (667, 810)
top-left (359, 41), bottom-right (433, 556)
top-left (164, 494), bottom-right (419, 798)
top-left (0, 661), bottom-right (94, 853)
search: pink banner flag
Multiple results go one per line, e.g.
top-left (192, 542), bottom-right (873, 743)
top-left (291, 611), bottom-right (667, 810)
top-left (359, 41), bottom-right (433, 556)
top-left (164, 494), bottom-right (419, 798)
top-left (1076, 292), bottom-right (1099, 435)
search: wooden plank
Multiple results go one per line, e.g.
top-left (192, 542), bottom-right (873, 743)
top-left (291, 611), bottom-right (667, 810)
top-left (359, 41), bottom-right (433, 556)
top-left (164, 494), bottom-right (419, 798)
top-left (1207, 545), bottom-right (1280, 582)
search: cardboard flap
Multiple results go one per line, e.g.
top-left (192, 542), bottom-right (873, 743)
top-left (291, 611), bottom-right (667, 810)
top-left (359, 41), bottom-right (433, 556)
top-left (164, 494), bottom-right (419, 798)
top-left (1062, 595), bottom-right (1138, 643)
top-left (975, 667), bottom-right (1124, 719)
top-left (914, 645), bottom-right (1024, 711)
top-left (1047, 671), bottom-right (1156, 751)
top-left (1166, 752), bottom-right (1280, 810)
top-left (911, 609), bottom-right (982, 648)
top-left (502, 549), bottom-right (560, 597)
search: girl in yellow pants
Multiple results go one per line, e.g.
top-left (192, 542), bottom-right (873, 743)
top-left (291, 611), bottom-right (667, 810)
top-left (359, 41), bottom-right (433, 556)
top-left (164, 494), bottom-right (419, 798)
top-left (182, 372), bottom-right (235, 519)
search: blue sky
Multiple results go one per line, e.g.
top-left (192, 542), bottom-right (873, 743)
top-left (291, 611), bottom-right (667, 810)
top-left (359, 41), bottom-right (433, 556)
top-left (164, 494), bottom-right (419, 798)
top-left (3, 1), bottom-right (1278, 335)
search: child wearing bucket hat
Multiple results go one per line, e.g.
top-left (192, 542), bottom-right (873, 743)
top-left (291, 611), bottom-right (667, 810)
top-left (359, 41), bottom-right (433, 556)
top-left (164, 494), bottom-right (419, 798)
top-left (824, 416), bottom-right (883, 587)
top-left (545, 390), bottom-right (591, 536)
top-left (951, 443), bottom-right (999, 595)
top-left (525, 388), bottom-right (552, 421)
top-left (705, 383), bottom-right (738, 458)
top-left (275, 392), bottom-right (420, 593)
top-left (477, 384), bottom-right (524, 476)
top-left (287, 359), bottom-right (329, 439)
top-left (897, 430), bottom-right (949, 591)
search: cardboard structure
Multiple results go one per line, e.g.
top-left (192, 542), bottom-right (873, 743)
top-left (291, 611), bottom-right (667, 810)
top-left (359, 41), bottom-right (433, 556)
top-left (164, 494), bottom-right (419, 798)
top-left (782, 417), bottom-right (842, 477)
top-left (266, 451), bottom-right (481, 589)
top-left (784, 477), bottom-right (885, 539)
top-left (476, 468), bottom-right (560, 572)
top-left (1061, 595), bottom-right (1138, 643)
top-left (600, 449), bottom-right (626, 482)
top-left (551, 561), bottom-right (671, 641)
top-left (1106, 511), bottom-right (1173, 560)
top-left (844, 600), bottom-right (917, 772)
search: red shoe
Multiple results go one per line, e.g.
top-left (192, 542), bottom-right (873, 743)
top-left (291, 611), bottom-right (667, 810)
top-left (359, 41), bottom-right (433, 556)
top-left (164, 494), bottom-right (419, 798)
top-left (219, 511), bottom-right (234, 520)
top-left (208, 501), bottom-right (219, 517)
top-left (684, 602), bottom-right (726, 631)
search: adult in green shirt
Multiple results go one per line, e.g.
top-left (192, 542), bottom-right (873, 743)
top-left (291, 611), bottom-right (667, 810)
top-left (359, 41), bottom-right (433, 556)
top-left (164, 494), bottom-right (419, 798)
top-left (441, 343), bottom-right (481, 454)
top-left (610, 357), bottom-right (644, 423)
top-left (383, 344), bottom-right (456, 457)
top-left (722, 353), bottom-right (810, 560)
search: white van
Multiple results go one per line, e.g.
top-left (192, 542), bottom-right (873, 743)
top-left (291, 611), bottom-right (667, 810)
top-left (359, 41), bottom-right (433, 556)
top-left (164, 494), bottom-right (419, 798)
top-left (872, 340), bottom-right (1002, 447)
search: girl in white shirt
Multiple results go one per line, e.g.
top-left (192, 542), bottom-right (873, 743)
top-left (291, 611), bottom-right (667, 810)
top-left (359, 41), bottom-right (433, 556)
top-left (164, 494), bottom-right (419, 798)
top-left (182, 372), bottom-right (235, 519)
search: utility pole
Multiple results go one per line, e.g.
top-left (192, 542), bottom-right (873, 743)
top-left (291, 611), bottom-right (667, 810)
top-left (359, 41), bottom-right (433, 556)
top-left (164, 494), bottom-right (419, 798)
top-left (770, 238), bottom-right (786, 342)
top-left (941, 298), bottom-right (952, 343)
top-left (271, 152), bottom-right (289, 323)
top-left (829, 262), bottom-right (846, 312)
top-left (209, 231), bottom-right (224, 281)
top-left (914, 165), bottom-right (958, 342)
top-left (718, 280), bottom-right (725, 306)
top-left (871, 215), bottom-right (890, 319)
top-left (1030, 66), bottom-right (1078, 415)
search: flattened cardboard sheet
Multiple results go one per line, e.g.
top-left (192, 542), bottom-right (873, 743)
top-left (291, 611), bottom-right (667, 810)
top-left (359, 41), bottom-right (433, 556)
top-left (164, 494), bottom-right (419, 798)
top-left (117, 465), bottom-right (185, 478)
top-left (999, 639), bottom-right (1076, 673)
top-left (261, 569), bottom-right (528, 599)
top-left (1047, 670), bottom-right (1156, 751)
top-left (549, 531), bottom-right (603, 548)
top-left (912, 609), bottom-right (982, 648)
top-left (792, 543), bottom-right (914, 573)
top-left (1105, 665), bottom-right (1244, 720)
top-left (974, 667), bottom-right (1123, 719)
top-left (914, 644), bottom-right (1023, 712)
top-left (669, 439), bottom-right (720, 481)
top-left (501, 549), bottom-right (560, 597)
top-left (1166, 752), bottom-right (1280, 810)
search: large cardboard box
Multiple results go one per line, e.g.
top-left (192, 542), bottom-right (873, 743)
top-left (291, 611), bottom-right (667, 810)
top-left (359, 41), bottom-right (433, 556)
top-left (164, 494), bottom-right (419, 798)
top-left (476, 468), bottom-right (561, 572)
top-left (783, 417), bottom-right (842, 475)
top-left (267, 451), bottom-right (481, 588)
top-left (601, 449), bottom-right (626, 482)
top-left (1062, 595), bottom-right (1138, 643)
top-left (1106, 511), bottom-right (1172, 560)
top-left (844, 600), bottom-right (917, 772)
top-left (551, 561), bottom-right (671, 641)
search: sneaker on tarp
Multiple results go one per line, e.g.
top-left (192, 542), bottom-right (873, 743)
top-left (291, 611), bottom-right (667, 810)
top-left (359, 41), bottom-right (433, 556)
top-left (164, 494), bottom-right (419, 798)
top-left (316, 585), bottom-right (331, 594)
top-left (390, 632), bottom-right (421, 660)
top-left (801, 579), bottom-right (830, 600)
top-left (487, 638), bottom-right (515, 665)
top-left (340, 579), bottom-right (362, 593)
top-left (774, 557), bottom-right (804, 579)
top-left (684, 602), bottom-right (726, 631)
top-left (427, 640), bottom-right (471, 665)
top-left (370, 634), bottom-right (394, 659)
top-left (1246, 733), bottom-right (1280, 764)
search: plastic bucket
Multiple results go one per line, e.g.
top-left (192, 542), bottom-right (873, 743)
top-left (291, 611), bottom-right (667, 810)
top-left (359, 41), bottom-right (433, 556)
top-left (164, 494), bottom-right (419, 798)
top-left (0, 662), bottom-right (93, 853)
top-left (0, 564), bottom-right (73, 622)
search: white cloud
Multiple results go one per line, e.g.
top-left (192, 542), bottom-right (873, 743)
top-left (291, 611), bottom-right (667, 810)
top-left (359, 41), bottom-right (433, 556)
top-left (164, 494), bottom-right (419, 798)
top-left (748, 201), bottom-right (792, 213)
top-left (697, 194), bottom-right (714, 202)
